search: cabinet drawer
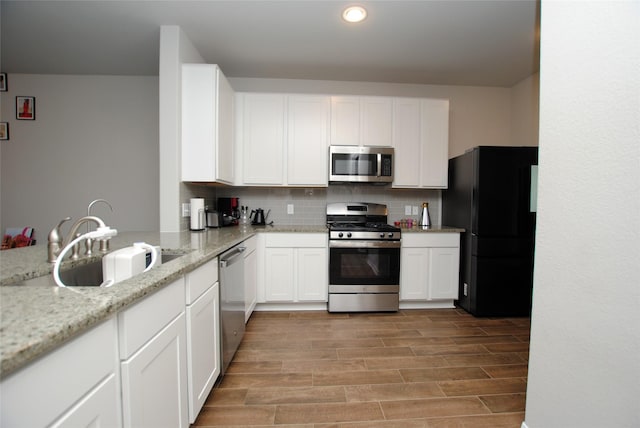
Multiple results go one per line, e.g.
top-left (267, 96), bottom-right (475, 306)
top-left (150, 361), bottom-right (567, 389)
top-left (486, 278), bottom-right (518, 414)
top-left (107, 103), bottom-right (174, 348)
top-left (265, 233), bottom-right (327, 248)
top-left (118, 278), bottom-right (185, 359)
top-left (185, 258), bottom-right (218, 305)
top-left (402, 233), bottom-right (460, 248)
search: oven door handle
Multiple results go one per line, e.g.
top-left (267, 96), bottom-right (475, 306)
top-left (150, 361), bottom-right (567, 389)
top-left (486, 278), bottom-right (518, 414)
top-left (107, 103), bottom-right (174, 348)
top-left (329, 240), bottom-right (401, 249)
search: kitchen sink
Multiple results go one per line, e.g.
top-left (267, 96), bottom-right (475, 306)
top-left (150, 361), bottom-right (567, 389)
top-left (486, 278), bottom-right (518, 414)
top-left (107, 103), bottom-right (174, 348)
top-left (58, 252), bottom-right (184, 287)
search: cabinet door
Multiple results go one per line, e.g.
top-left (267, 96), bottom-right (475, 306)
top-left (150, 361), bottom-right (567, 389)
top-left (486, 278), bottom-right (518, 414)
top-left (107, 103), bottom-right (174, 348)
top-left (216, 70), bottom-right (235, 184)
top-left (242, 93), bottom-right (285, 185)
top-left (427, 247), bottom-right (460, 300)
top-left (121, 313), bottom-right (188, 428)
top-left (264, 248), bottom-right (295, 301)
top-left (186, 284), bottom-right (220, 423)
top-left (330, 96), bottom-right (393, 147)
top-left (392, 98), bottom-right (422, 187)
top-left (0, 318), bottom-right (119, 428)
top-left (182, 64), bottom-right (217, 182)
top-left (287, 95), bottom-right (330, 185)
top-left (399, 247), bottom-right (429, 300)
top-left (421, 99), bottom-right (449, 188)
top-left (297, 248), bottom-right (328, 302)
top-left (51, 375), bottom-right (121, 428)
top-left (330, 96), bottom-right (360, 146)
top-left (361, 97), bottom-right (393, 147)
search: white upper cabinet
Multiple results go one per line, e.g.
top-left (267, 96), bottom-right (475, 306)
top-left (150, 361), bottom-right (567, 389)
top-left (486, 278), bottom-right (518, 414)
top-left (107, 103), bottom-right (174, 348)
top-left (392, 98), bottom-right (422, 187)
top-left (181, 64), bottom-right (235, 184)
top-left (392, 98), bottom-right (450, 189)
top-left (420, 99), bottom-right (450, 188)
top-left (330, 96), bottom-right (393, 147)
top-left (287, 95), bottom-right (330, 186)
top-left (239, 93), bottom-right (286, 185)
top-left (237, 93), bottom-right (330, 186)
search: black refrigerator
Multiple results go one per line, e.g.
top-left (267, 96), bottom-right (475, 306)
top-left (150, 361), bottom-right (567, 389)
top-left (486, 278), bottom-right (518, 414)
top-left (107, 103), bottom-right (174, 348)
top-left (442, 146), bottom-right (538, 317)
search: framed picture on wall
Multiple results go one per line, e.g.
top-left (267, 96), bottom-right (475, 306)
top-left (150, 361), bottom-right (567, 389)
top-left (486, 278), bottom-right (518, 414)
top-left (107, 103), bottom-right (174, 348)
top-left (0, 73), bottom-right (6, 91)
top-left (16, 96), bottom-right (35, 120)
top-left (0, 122), bottom-right (8, 140)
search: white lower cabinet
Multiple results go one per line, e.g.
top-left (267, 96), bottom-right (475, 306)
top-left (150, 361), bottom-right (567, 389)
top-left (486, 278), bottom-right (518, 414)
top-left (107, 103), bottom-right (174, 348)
top-left (0, 318), bottom-right (121, 428)
top-left (400, 233), bottom-right (460, 307)
top-left (119, 278), bottom-right (188, 428)
top-left (261, 233), bottom-right (328, 304)
top-left (185, 258), bottom-right (220, 423)
top-left (1, 260), bottom-right (224, 428)
top-left (51, 374), bottom-right (120, 428)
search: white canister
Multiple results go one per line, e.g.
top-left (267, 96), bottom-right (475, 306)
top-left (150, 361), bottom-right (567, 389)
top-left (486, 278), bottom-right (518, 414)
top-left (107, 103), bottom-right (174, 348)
top-left (190, 198), bottom-right (205, 231)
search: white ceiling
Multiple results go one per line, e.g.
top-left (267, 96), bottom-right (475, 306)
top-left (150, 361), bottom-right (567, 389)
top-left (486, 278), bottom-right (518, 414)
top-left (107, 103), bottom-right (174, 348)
top-left (0, 0), bottom-right (540, 87)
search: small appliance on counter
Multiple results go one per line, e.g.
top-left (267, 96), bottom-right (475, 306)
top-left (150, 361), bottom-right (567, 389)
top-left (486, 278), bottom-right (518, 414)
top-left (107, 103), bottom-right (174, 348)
top-left (250, 208), bottom-right (271, 226)
top-left (206, 209), bottom-right (219, 228)
top-left (190, 198), bottom-right (206, 231)
top-left (217, 197), bottom-right (240, 227)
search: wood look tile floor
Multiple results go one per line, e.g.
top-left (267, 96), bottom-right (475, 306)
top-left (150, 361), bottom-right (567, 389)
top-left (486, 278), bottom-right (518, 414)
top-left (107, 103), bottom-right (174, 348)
top-left (191, 308), bottom-right (530, 428)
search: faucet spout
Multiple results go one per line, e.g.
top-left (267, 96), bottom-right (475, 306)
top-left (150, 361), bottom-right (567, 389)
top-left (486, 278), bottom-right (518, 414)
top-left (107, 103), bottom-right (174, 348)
top-left (47, 215), bottom-right (109, 263)
top-left (65, 216), bottom-right (107, 246)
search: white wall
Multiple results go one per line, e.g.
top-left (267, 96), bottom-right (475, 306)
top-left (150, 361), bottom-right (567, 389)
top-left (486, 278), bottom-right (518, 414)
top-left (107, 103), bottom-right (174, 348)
top-left (511, 73), bottom-right (540, 147)
top-left (0, 74), bottom-right (159, 241)
top-left (158, 25), bottom-right (205, 232)
top-left (523, 2), bottom-right (639, 427)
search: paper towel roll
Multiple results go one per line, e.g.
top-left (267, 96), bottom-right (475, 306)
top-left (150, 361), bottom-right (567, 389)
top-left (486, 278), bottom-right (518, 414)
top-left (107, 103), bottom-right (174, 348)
top-left (190, 198), bottom-right (205, 231)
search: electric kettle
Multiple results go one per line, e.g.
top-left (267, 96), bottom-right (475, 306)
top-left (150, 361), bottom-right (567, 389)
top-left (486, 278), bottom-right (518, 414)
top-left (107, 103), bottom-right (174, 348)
top-left (250, 208), bottom-right (270, 226)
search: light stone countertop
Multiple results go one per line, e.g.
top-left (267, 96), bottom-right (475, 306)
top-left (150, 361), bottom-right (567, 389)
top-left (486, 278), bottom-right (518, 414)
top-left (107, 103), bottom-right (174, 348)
top-left (0, 223), bottom-right (461, 378)
top-left (0, 225), bottom-right (324, 378)
top-left (400, 225), bottom-right (465, 233)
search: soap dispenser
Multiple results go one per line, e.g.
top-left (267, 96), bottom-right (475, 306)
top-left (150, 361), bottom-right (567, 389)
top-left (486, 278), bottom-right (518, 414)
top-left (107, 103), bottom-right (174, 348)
top-left (419, 202), bottom-right (431, 228)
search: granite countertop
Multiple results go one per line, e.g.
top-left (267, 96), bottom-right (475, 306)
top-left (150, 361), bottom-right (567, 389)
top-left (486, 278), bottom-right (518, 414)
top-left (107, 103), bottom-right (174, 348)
top-left (400, 225), bottom-right (465, 233)
top-left (0, 224), bottom-right (462, 378)
top-left (0, 224), bottom-right (326, 378)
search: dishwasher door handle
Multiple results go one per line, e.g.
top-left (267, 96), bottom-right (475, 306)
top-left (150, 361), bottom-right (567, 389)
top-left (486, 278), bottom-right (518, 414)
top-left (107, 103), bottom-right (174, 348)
top-left (220, 246), bottom-right (246, 268)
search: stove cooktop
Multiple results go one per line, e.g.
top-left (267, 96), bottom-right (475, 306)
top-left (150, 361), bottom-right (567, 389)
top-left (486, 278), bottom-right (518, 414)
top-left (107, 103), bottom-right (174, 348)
top-left (326, 202), bottom-right (400, 241)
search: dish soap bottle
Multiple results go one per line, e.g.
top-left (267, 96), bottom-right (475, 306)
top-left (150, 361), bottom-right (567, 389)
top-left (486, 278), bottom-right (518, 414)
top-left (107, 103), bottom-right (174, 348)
top-left (419, 202), bottom-right (431, 228)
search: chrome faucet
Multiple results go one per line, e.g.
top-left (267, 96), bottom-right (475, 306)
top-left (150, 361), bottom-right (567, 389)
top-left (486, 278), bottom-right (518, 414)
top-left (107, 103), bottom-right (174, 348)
top-left (47, 216), bottom-right (108, 263)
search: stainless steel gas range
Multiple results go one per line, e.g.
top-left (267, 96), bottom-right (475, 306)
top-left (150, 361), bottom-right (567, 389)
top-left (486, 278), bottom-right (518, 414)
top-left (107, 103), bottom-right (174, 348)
top-left (327, 202), bottom-right (401, 312)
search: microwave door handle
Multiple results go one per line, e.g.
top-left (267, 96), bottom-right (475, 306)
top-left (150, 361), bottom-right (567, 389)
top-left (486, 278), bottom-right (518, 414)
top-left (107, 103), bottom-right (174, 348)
top-left (376, 153), bottom-right (382, 177)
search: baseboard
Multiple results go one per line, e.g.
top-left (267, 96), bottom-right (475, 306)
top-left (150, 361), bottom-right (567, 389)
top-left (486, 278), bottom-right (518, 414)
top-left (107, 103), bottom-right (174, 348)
top-left (254, 302), bottom-right (328, 311)
top-left (399, 300), bottom-right (455, 310)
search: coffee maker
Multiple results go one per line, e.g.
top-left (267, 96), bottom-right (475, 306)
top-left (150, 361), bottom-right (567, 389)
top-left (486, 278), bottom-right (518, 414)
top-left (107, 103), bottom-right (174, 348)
top-left (217, 197), bottom-right (239, 227)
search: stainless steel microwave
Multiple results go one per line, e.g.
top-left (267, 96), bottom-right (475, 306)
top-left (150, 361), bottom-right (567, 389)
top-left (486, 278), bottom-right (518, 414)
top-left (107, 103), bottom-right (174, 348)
top-left (329, 146), bottom-right (394, 184)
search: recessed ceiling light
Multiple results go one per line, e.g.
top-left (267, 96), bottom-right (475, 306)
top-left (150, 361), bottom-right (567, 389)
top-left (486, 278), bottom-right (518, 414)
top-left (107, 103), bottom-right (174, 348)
top-left (342, 6), bottom-right (367, 23)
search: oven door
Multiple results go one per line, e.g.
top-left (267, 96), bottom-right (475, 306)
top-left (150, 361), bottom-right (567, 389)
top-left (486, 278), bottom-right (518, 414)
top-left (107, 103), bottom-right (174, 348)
top-left (329, 240), bottom-right (400, 289)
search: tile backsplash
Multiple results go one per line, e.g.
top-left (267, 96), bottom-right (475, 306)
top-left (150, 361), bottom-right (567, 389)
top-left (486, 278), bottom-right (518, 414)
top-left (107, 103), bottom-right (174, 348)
top-left (189, 184), bottom-right (441, 227)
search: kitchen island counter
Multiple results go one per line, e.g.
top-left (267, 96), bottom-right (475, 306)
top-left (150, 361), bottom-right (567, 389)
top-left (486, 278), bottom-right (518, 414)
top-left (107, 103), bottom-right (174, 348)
top-left (0, 225), bottom-right (325, 378)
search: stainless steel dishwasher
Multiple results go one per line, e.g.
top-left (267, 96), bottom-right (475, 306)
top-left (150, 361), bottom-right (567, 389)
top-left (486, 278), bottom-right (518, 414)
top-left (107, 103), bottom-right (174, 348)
top-left (219, 243), bottom-right (246, 375)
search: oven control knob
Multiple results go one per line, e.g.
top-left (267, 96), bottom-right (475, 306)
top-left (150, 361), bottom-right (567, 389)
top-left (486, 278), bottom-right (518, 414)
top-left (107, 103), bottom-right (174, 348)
top-left (347, 232), bottom-right (352, 238)
top-left (388, 232), bottom-right (394, 238)
top-left (380, 232), bottom-right (385, 238)
top-left (338, 232), bottom-right (344, 238)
